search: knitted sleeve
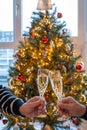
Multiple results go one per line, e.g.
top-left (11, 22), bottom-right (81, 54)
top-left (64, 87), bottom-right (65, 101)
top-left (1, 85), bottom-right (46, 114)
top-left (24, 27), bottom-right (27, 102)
top-left (0, 85), bottom-right (24, 116)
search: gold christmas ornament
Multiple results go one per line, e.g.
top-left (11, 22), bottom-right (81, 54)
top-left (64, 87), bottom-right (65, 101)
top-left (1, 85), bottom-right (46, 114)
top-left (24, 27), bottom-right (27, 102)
top-left (37, 0), bottom-right (52, 10)
top-left (44, 124), bottom-right (52, 130)
top-left (78, 94), bottom-right (86, 103)
top-left (23, 37), bottom-right (29, 44)
top-left (61, 65), bottom-right (66, 73)
top-left (71, 84), bottom-right (83, 92)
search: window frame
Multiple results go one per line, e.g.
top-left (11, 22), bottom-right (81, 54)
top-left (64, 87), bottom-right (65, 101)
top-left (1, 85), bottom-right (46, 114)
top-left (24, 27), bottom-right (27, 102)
top-left (72, 0), bottom-right (85, 54)
top-left (0, 0), bottom-right (22, 50)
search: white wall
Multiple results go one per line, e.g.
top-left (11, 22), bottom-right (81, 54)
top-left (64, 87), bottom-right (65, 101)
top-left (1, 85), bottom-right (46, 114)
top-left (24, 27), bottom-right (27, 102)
top-left (84, 0), bottom-right (87, 43)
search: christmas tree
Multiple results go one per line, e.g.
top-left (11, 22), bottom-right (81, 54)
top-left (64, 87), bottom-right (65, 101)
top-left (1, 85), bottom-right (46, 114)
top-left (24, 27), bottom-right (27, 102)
top-left (2, 4), bottom-right (87, 130)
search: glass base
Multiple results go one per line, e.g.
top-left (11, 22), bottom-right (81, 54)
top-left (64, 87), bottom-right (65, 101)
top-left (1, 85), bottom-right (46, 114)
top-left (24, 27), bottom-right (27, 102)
top-left (37, 114), bottom-right (47, 118)
top-left (57, 115), bottom-right (69, 122)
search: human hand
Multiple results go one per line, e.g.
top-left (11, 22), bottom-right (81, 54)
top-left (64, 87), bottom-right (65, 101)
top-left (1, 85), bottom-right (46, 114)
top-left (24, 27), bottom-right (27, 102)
top-left (19, 96), bottom-right (46, 118)
top-left (57, 96), bottom-right (86, 117)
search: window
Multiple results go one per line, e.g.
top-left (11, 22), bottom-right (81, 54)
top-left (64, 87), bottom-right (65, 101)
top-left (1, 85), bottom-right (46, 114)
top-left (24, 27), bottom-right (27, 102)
top-left (22, 0), bottom-right (78, 36)
top-left (0, 0), bottom-right (21, 88)
top-left (22, 0), bottom-right (85, 62)
top-left (0, 0), bottom-right (84, 44)
top-left (22, 0), bottom-right (85, 50)
top-left (0, 0), bottom-right (13, 42)
top-left (0, 49), bottom-right (14, 86)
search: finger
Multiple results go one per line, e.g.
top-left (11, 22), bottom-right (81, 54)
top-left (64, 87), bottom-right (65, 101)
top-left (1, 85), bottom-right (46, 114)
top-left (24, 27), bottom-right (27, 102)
top-left (57, 107), bottom-right (63, 116)
top-left (40, 98), bottom-right (46, 105)
top-left (26, 99), bottom-right (42, 108)
top-left (58, 103), bottom-right (71, 111)
top-left (27, 97), bottom-right (46, 107)
top-left (61, 96), bottom-right (74, 103)
top-left (38, 108), bottom-right (46, 114)
top-left (27, 96), bottom-right (41, 103)
top-left (27, 108), bottom-right (39, 118)
top-left (29, 108), bottom-right (45, 118)
top-left (57, 109), bottom-right (69, 116)
top-left (38, 101), bottom-right (46, 109)
top-left (38, 107), bottom-right (46, 114)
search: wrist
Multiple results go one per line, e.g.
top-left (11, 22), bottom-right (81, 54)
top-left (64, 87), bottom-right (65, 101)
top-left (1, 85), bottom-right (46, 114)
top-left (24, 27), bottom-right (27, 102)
top-left (13, 98), bottom-right (25, 117)
top-left (80, 106), bottom-right (87, 120)
top-left (19, 105), bottom-right (25, 117)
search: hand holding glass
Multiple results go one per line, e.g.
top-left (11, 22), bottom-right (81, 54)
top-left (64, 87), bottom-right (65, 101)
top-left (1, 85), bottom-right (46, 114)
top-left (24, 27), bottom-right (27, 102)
top-left (49, 70), bottom-right (68, 121)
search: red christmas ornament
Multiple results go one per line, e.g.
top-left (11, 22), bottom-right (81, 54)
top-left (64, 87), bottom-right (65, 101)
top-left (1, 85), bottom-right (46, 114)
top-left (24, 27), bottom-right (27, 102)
top-left (17, 74), bottom-right (26, 82)
top-left (42, 37), bottom-right (48, 43)
top-left (76, 64), bottom-right (82, 70)
top-left (2, 119), bottom-right (8, 124)
top-left (45, 95), bottom-right (49, 99)
top-left (75, 62), bottom-right (84, 71)
top-left (72, 118), bottom-right (77, 124)
top-left (57, 12), bottom-right (62, 18)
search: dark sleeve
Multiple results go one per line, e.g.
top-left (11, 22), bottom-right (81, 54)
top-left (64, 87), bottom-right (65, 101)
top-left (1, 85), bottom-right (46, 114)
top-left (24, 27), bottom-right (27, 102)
top-left (80, 106), bottom-right (87, 120)
top-left (0, 85), bottom-right (24, 116)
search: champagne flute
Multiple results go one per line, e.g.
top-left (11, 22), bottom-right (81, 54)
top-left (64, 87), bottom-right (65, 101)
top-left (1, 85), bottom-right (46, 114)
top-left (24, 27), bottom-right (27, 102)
top-left (49, 70), bottom-right (63, 102)
top-left (49, 70), bottom-right (68, 121)
top-left (49, 70), bottom-right (66, 121)
top-left (37, 68), bottom-right (49, 117)
top-left (37, 68), bottom-right (49, 98)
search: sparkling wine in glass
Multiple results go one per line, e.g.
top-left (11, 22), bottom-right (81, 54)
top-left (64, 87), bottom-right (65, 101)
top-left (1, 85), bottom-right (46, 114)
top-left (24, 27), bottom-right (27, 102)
top-left (37, 68), bottom-right (49, 98)
top-left (49, 70), bottom-right (63, 101)
top-left (49, 70), bottom-right (68, 121)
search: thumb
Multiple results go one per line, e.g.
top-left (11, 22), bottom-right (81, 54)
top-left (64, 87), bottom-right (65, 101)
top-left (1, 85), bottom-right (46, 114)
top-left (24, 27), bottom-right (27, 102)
top-left (26, 99), bottom-right (41, 108)
top-left (27, 96), bottom-right (41, 103)
top-left (59, 103), bottom-right (71, 110)
top-left (61, 96), bottom-right (74, 103)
